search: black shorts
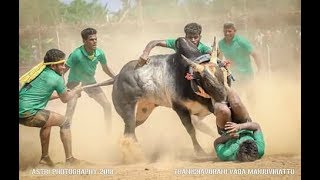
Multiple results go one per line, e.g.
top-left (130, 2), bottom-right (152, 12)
top-left (217, 125), bottom-right (227, 135)
top-left (19, 109), bottom-right (50, 128)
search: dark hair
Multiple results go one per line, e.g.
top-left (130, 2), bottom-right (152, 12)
top-left (223, 22), bottom-right (236, 30)
top-left (184, 23), bottom-right (202, 35)
top-left (236, 140), bottom-right (259, 162)
top-left (81, 27), bottom-right (97, 40)
top-left (44, 49), bottom-right (65, 64)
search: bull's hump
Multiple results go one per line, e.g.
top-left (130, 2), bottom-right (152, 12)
top-left (134, 55), bottom-right (177, 107)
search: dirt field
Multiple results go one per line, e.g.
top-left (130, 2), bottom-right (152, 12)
top-left (19, 18), bottom-right (301, 179)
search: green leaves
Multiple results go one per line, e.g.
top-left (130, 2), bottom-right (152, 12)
top-left (20, 0), bottom-right (109, 26)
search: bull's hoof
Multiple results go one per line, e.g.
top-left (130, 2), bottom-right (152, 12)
top-left (124, 134), bottom-right (138, 142)
top-left (119, 136), bottom-right (146, 164)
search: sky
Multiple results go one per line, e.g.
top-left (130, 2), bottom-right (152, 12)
top-left (61, 0), bottom-right (123, 12)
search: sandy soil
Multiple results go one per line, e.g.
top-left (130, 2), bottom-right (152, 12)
top-left (19, 18), bottom-right (301, 179)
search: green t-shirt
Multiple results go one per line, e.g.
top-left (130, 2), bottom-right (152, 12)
top-left (19, 67), bottom-right (67, 118)
top-left (66, 45), bottom-right (107, 85)
top-left (165, 39), bottom-right (212, 54)
top-left (218, 34), bottom-right (254, 80)
top-left (215, 130), bottom-right (265, 161)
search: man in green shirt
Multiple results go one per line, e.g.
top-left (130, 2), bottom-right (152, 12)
top-left (218, 22), bottom-right (261, 82)
top-left (214, 121), bottom-right (265, 161)
top-left (19, 49), bottom-right (83, 166)
top-left (64, 27), bottom-right (116, 133)
top-left (218, 22), bottom-right (261, 100)
top-left (138, 22), bottom-right (212, 67)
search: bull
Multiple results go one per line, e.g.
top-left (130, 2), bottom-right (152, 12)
top-left (107, 38), bottom-right (228, 156)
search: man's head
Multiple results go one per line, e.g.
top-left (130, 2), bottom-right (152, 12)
top-left (81, 27), bottom-right (98, 51)
top-left (184, 22), bottom-right (202, 46)
top-left (223, 22), bottom-right (237, 42)
top-left (236, 140), bottom-right (259, 162)
top-left (44, 49), bottom-right (66, 75)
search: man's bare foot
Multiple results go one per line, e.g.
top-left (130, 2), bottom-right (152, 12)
top-left (39, 155), bottom-right (55, 167)
top-left (65, 156), bottom-right (92, 166)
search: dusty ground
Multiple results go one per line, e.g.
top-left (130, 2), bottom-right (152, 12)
top-left (19, 19), bottom-right (301, 179)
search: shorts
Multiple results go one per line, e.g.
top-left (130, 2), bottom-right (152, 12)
top-left (67, 81), bottom-right (104, 97)
top-left (19, 109), bottom-right (50, 128)
top-left (217, 125), bottom-right (227, 135)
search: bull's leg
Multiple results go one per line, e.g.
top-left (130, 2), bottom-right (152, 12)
top-left (136, 100), bottom-right (156, 126)
top-left (115, 101), bottom-right (146, 163)
top-left (118, 102), bottom-right (138, 141)
top-left (173, 103), bottom-right (207, 156)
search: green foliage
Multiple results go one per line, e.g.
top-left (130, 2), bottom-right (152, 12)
top-left (19, 0), bottom-right (65, 26)
top-left (142, 0), bottom-right (179, 20)
top-left (19, 0), bottom-right (109, 65)
top-left (20, 0), bottom-right (109, 26)
top-left (61, 0), bottom-right (109, 24)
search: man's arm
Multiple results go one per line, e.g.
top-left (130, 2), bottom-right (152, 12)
top-left (214, 135), bottom-right (233, 149)
top-left (225, 121), bottom-right (262, 134)
top-left (50, 91), bottom-right (60, 100)
top-left (250, 50), bottom-right (262, 72)
top-left (101, 64), bottom-right (116, 78)
top-left (58, 84), bottom-right (82, 103)
top-left (239, 121), bottom-right (261, 132)
top-left (64, 65), bottom-right (70, 74)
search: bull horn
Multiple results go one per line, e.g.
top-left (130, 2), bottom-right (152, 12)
top-left (180, 54), bottom-right (204, 73)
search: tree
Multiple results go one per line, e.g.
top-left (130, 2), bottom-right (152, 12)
top-left (61, 0), bottom-right (109, 24)
top-left (19, 0), bottom-right (65, 26)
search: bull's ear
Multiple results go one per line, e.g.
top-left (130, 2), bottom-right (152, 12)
top-left (180, 54), bottom-right (204, 73)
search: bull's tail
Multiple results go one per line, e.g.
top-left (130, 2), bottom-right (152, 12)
top-left (82, 78), bottom-right (115, 89)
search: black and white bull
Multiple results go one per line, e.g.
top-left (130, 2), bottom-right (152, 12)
top-left (111, 38), bottom-right (228, 155)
